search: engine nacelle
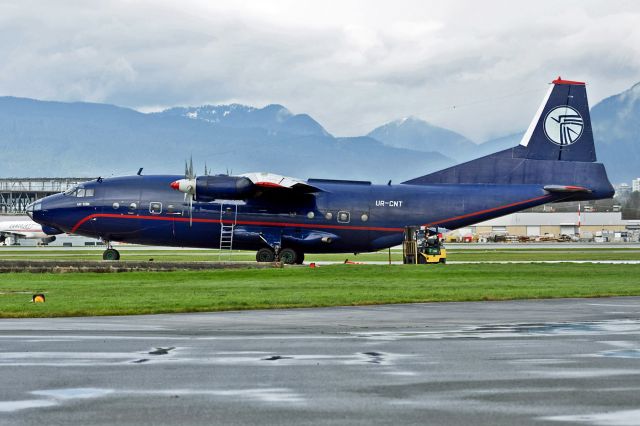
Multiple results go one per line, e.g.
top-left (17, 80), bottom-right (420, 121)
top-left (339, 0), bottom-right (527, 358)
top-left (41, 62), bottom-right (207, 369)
top-left (42, 225), bottom-right (64, 235)
top-left (170, 175), bottom-right (255, 201)
top-left (195, 175), bottom-right (254, 201)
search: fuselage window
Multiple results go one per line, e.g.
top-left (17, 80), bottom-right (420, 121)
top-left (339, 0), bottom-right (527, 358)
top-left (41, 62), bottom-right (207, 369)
top-left (361, 213), bottom-right (369, 222)
top-left (76, 188), bottom-right (86, 198)
top-left (324, 212), bottom-right (333, 220)
top-left (150, 202), bottom-right (162, 214)
top-left (85, 188), bottom-right (94, 197)
top-left (337, 211), bottom-right (350, 223)
top-left (129, 202), bottom-right (137, 212)
top-left (307, 211), bottom-right (315, 219)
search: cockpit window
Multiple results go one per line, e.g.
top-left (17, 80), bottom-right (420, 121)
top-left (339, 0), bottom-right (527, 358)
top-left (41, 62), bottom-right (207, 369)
top-left (63, 186), bottom-right (94, 197)
top-left (64, 185), bottom-right (78, 195)
top-left (25, 202), bottom-right (41, 219)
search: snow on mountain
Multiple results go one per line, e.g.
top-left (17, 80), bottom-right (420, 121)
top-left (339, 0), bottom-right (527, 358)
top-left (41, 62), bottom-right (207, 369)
top-left (367, 116), bottom-right (478, 162)
top-left (156, 103), bottom-right (330, 137)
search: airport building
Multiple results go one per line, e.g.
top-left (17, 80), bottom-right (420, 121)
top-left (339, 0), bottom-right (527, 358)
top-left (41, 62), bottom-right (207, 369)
top-left (450, 212), bottom-right (633, 242)
top-left (615, 183), bottom-right (632, 202)
top-left (0, 177), bottom-right (93, 214)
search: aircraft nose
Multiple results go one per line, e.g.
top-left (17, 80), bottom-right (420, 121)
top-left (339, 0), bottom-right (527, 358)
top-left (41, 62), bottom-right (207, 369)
top-left (25, 200), bottom-right (43, 220)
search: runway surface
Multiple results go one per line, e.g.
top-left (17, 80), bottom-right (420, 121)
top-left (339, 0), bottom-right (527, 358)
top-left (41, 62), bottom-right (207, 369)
top-left (1, 298), bottom-right (640, 425)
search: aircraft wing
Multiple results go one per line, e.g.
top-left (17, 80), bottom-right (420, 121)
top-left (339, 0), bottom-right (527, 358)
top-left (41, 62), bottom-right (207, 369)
top-left (171, 172), bottom-right (324, 201)
top-left (0, 231), bottom-right (29, 238)
top-left (240, 172), bottom-right (323, 193)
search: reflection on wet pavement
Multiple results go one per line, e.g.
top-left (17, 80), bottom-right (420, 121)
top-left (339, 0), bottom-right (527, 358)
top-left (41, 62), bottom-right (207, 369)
top-left (354, 319), bottom-right (640, 341)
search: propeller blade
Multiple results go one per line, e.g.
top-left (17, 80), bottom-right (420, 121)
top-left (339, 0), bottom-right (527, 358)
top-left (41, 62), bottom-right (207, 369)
top-left (188, 157), bottom-right (195, 179)
top-left (178, 157), bottom-right (197, 227)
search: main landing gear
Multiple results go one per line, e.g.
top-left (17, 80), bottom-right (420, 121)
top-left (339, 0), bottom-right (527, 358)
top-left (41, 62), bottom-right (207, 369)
top-left (256, 247), bottom-right (276, 262)
top-left (255, 247), bottom-right (304, 265)
top-left (102, 242), bottom-right (120, 261)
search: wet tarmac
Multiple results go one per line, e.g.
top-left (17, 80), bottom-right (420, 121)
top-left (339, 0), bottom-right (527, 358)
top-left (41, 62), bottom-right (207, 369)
top-left (1, 297), bottom-right (640, 425)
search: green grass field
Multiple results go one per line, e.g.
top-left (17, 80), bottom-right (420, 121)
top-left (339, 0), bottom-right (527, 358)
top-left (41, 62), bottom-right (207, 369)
top-left (2, 246), bottom-right (640, 262)
top-left (1, 263), bottom-right (639, 318)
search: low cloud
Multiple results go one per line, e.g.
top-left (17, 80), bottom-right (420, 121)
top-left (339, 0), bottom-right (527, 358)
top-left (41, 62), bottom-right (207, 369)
top-left (1, 0), bottom-right (639, 141)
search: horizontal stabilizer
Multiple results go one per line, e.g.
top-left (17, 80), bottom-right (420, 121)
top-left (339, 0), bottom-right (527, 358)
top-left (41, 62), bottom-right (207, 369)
top-left (543, 185), bottom-right (592, 193)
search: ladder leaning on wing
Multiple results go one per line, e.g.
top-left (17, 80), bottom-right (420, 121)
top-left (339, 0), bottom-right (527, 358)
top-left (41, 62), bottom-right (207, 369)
top-left (218, 203), bottom-right (237, 261)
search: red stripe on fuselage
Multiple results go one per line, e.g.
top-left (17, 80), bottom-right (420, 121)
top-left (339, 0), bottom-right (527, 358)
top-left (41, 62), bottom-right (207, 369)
top-left (70, 213), bottom-right (404, 233)
top-left (69, 194), bottom-right (553, 235)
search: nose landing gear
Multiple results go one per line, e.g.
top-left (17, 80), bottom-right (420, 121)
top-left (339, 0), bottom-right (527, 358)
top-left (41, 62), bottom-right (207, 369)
top-left (102, 242), bottom-right (120, 261)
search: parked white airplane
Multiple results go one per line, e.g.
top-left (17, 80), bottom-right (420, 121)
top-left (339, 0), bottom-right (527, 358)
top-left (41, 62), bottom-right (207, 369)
top-left (0, 219), bottom-right (56, 245)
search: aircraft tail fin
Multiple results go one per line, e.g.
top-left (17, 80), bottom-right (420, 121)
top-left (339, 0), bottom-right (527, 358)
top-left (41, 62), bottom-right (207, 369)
top-left (402, 77), bottom-right (613, 199)
top-left (517, 77), bottom-right (595, 162)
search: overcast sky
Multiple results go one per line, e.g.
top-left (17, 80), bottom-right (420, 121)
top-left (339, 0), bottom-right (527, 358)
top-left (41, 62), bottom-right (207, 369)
top-left (1, 0), bottom-right (639, 141)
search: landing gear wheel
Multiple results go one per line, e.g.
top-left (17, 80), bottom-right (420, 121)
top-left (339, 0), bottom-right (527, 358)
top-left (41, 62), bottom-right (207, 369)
top-left (256, 248), bottom-right (276, 262)
top-left (294, 252), bottom-right (305, 265)
top-left (103, 248), bottom-right (120, 261)
top-left (278, 248), bottom-right (298, 265)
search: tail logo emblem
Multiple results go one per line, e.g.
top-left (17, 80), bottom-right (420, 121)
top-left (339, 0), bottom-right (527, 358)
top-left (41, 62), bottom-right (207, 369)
top-left (543, 106), bottom-right (584, 146)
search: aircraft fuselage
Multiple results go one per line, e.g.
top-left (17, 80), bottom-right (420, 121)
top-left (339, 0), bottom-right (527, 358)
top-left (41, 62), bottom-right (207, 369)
top-left (30, 174), bottom-right (603, 254)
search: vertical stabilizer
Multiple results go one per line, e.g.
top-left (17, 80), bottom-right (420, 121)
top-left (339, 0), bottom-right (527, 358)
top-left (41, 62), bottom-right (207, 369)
top-left (403, 77), bottom-right (611, 195)
top-left (518, 77), bottom-right (596, 162)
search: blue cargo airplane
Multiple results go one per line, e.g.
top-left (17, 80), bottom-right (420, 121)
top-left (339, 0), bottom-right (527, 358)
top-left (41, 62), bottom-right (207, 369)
top-left (27, 78), bottom-right (614, 263)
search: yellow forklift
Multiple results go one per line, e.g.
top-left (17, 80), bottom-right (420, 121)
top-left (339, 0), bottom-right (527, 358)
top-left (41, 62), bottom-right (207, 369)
top-left (403, 226), bottom-right (447, 264)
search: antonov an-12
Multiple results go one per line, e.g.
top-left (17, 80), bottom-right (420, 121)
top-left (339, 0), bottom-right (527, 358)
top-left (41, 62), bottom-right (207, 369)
top-left (28, 78), bottom-right (614, 263)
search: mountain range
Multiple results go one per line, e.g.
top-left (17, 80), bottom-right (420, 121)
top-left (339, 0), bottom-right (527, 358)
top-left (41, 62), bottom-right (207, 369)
top-left (367, 117), bottom-right (479, 162)
top-left (591, 82), bottom-right (640, 184)
top-left (0, 82), bottom-right (638, 184)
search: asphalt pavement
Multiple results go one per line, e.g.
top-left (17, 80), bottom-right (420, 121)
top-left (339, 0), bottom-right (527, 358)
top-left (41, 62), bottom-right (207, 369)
top-left (1, 298), bottom-right (640, 425)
